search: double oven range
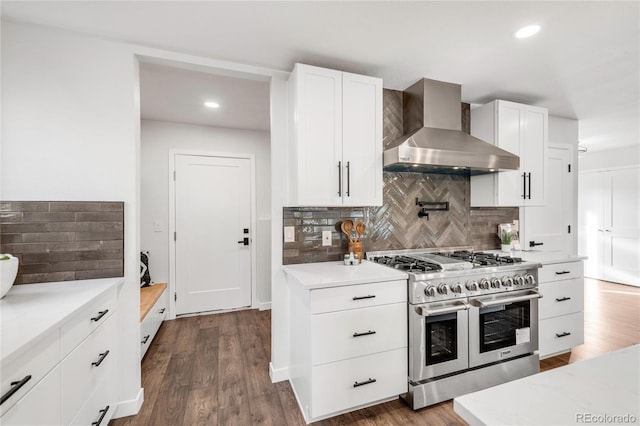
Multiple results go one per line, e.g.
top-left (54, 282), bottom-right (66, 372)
top-left (367, 248), bottom-right (543, 410)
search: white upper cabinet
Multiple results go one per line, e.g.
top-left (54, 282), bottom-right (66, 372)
top-left (288, 64), bottom-right (383, 206)
top-left (470, 100), bottom-right (548, 207)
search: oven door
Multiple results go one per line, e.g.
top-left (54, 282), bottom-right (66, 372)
top-left (409, 299), bottom-right (469, 382)
top-left (468, 289), bottom-right (541, 368)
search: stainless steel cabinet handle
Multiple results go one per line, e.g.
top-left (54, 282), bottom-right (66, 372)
top-left (337, 161), bottom-right (342, 196)
top-left (346, 161), bottom-right (350, 197)
top-left (0, 375), bottom-right (32, 406)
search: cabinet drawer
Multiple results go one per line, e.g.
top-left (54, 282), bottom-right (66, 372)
top-left (62, 314), bottom-right (117, 424)
top-left (538, 261), bottom-right (583, 283)
top-left (539, 279), bottom-right (584, 319)
top-left (539, 312), bottom-right (584, 358)
top-left (311, 348), bottom-right (407, 419)
top-left (0, 330), bottom-right (59, 416)
top-left (140, 291), bottom-right (167, 359)
top-left (61, 287), bottom-right (117, 356)
top-left (1, 365), bottom-right (61, 426)
top-left (310, 280), bottom-right (406, 314)
top-left (311, 303), bottom-right (407, 365)
top-left (69, 372), bottom-right (117, 426)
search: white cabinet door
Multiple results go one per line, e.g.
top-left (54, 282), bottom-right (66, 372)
top-left (289, 64), bottom-right (382, 207)
top-left (471, 100), bottom-right (547, 207)
top-left (605, 168), bottom-right (640, 285)
top-left (578, 167), bottom-right (640, 286)
top-left (1, 366), bottom-right (61, 426)
top-left (293, 64), bottom-right (343, 206)
top-left (523, 106), bottom-right (547, 205)
top-left (521, 146), bottom-right (572, 251)
top-left (496, 101), bottom-right (525, 206)
top-left (342, 72), bottom-right (383, 206)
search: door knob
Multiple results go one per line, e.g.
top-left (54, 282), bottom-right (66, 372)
top-left (529, 241), bottom-right (544, 247)
top-left (237, 237), bottom-right (249, 246)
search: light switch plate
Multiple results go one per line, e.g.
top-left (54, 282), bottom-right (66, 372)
top-left (284, 226), bottom-right (295, 242)
top-left (322, 231), bottom-right (332, 246)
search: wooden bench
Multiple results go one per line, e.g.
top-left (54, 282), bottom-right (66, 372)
top-left (140, 283), bottom-right (168, 359)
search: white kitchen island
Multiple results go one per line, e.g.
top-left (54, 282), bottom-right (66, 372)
top-left (454, 345), bottom-right (640, 425)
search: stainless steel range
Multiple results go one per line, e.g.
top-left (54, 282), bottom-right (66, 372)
top-left (367, 247), bottom-right (543, 410)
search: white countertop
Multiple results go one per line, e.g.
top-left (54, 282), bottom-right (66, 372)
top-left (454, 345), bottom-right (640, 425)
top-left (283, 260), bottom-right (408, 289)
top-left (487, 249), bottom-right (587, 265)
top-left (0, 278), bottom-right (123, 363)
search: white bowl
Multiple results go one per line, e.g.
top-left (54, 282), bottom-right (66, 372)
top-left (0, 255), bottom-right (19, 299)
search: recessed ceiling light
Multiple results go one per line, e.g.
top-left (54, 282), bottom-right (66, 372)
top-left (514, 25), bottom-right (541, 39)
top-left (204, 101), bottom-right (220, 108)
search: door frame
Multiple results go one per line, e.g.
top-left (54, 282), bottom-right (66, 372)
top-left (168, 149), bottom-right (257, 319)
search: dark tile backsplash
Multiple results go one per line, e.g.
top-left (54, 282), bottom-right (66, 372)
top-left (0, 201), bottom-right (124, 284)
top-left (282, 88), bottom-right (518, 264)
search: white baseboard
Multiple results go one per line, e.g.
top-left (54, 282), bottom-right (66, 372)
top-left (258, 300), bottom-right (272, 310)
top-left (269, 361), bottom-right (289, 383)
top-left (114, 387), bottom-right (144, 418)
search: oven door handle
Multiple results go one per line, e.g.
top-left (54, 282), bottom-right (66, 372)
top-left (416, 301), bottom-right (470, 316)
top-left (472, 291), bottom-right (542, 308)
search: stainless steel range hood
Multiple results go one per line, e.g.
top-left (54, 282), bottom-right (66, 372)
top-left (384, 78), bottom-right (519, 175)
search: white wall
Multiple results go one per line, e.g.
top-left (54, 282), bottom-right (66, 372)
top-left (1, 21), bottom-right (142, 415)
top-left (579, 144), bottom-right (640, 171)
top-left (2, 19), bottom-right (291, 415)
top-left (140, 120), bottom-right (272, 305)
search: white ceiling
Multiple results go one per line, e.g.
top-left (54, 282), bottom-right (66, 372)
top-left (2, 1), bottom-right (638, 151)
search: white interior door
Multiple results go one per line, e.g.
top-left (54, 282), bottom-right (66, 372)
top-left (174, 154), bottom-right (253, 315)
top-left (522, 146), bottom-right (572, 251)
top-left (604, 167), bottom-right (640, 286)
top-left (578, 171), bottom-right (605, 280)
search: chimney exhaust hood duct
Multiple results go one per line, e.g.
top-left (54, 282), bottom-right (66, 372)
top-left (383, 78), bottom-right (519, 175)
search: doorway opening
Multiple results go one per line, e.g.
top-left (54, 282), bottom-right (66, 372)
top-left (138, 58), bottom-right (271, 318)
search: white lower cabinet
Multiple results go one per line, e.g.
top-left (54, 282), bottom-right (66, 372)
top-left (538, 260), bottom-right (585, 358)
top-left (311, 348), bottom-right (407, 418)
top-left (289, 279), bottom-right (407, 423)
top-left (0, 282), bottom-right (119, 426)
top-left (1, 366), bottom-right (61, 426)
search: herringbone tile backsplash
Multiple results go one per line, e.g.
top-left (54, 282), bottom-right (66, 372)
top-left (282, 88), bottom-right (518, 264)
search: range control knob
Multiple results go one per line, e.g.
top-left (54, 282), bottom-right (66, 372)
top-left (502, 276), bottom-right (514, 287)
top-left (466, 280), bottom-right (479, 291)
top-left (525, 274), bottom-right (536, 285)
top-left (424, 286), bottom-right (437, 297)
top-left (451, 282), bottom-right (463, 293)
top-left (514, 275), bottom-right (525, 286)
top-left (479, 278), bottom-right (490, 289)
top-left (437, 283), bottom-right (449, 295)
top-left (491, 277), bottom-right (502, 288)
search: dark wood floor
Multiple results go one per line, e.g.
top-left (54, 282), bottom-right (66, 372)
top-left (111, 278), bottom-right (640, 426)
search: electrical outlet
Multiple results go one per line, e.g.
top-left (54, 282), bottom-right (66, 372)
top-left (322, 231), bottom-right (332, 246)
top-left (284, 226), bottom-right (295, 242)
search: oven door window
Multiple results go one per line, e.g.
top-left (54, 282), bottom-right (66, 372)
top-left (478, 300), bottom-right (530, 353)
top-left (426, 312), bottom-right (458, 365)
